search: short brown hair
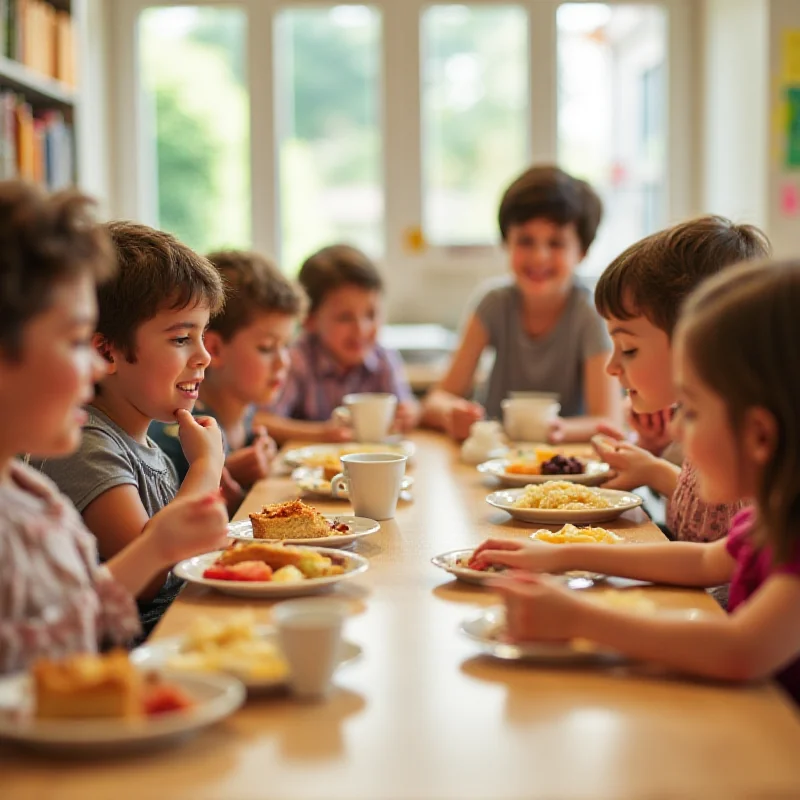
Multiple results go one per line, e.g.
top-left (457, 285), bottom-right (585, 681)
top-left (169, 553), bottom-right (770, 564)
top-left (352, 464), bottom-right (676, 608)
top-left (99, 222), bottom-right (225, 360)
top-left (0, 181), bottom-right (114, 360)
top-left (206, 250), bottom-right (303, 340)
top-left (498, 165), bottom-right (603, 251)
top-left (298, 244), bottom-right (382, 314)
top-left (678, 259), bottom-right (800, 564)
top-left (595, 215), bottom-right (770, 336)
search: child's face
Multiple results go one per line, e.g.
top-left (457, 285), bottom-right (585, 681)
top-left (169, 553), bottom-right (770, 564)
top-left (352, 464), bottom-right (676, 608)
top-left (673, 337), bottom-right (745, 504)
top-left (103, 302), bottom-right (212, 423)
top-left (0, 273), bottom-right (106, 458)
top-left (506, 219), bottom-right (584, 301)
top-left (604, 312), bottom-right (674, 413)
top-left (206, 312), bottom-right (294, 406)
top-left (306, 286), bottom-right (381, 369)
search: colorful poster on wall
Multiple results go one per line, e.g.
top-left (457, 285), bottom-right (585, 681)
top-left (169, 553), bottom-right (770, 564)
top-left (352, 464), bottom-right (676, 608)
top-left (787, 87), bottom-right (800, 169)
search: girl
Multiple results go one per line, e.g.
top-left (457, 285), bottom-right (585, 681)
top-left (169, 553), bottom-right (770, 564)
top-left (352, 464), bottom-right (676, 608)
top-left (0, 181), bottom-right (229, 673)
top-left (471, 259), bottom-right (800, 701)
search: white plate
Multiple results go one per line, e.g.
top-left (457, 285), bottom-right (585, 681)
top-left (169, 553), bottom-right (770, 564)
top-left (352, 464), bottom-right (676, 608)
top-left (0, 671), bottom-right (244, 755)
top-left (292, 467), bottom-right (414, 501)
top-left (486, 486), bottom-right (642, 524)
top-left (131, 626), bottom-right (362, 692)
top-left (430, 549), bottom-right (605, 586)
top-left (477, 458), bottom-right (610, 487)
top-left (174, 547), bottom-right (369, 598)
top-left (282, 440), bottom-right (416, 469)
top-left (227, 515), bottom-right (380, 548)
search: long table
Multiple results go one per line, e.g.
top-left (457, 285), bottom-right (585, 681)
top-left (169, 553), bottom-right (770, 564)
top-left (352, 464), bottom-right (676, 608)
top-left (5, 432), bottom-right (800, 799)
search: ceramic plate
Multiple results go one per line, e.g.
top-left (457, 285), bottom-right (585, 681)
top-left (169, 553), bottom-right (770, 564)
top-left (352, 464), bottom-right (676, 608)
top-left (430, 549), bottom-right (605, 586)
top-left (0, 671), bottom-right (244, 755)
top-left (174, 547), bottom-right (369, 599)
top-left (282, 440), bottom-right (416, 469)
top-left (131, 627), bottom-right (362, 692)
top-left (226, 515), bottom-right (380, 548)
top-left (292, 467), bottom-right (414, 501)
top-left (477, 458), bottom-right (610, 487)
top-left (485, 487), bottom-right (642, 524)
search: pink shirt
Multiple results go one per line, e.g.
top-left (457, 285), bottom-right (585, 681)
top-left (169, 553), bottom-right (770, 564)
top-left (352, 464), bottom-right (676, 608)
top-left (726, 508), bottom-right (800, 703)
top-left (0, 460), bottom-right (141, 674)
top-left (667, 461), bottom-right (745, 542)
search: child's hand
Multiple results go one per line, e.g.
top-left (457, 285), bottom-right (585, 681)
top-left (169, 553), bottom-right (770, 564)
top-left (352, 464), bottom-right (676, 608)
top-left (591, 434), bottom-right (660, 491)
top-left (628, 406), bottom-right (673, 456)
top-left (176, 410), bottom-right (225, 468)
top-left (220, 466), bottom-right (245, 515)
top-left (547, 417), bottom-right (566, 444)
top-left (319, 418), bottom-right (353, 443)
top-left (469, 538), bottom-right (563, 573)
top-left (224, 426), bottom-right (277, 488)
top-left (445, 400), bottom-right (485, 441)
top-left (491, 572), bottom-right (581, 643)
top-left (393, 400), bottom-right (420, 434)
top-left (146, 491), bottom-right (229, 566)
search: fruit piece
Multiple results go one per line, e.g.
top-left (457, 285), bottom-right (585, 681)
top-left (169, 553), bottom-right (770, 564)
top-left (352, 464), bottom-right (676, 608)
top-left (143, 682), bottom-right (195, 716)
top-left (203, 561), bottom-right (273, 582)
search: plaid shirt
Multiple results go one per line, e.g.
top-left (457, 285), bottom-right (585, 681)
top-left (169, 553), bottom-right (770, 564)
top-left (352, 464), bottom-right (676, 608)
top-left (268, 332), bottom-right (414, 421)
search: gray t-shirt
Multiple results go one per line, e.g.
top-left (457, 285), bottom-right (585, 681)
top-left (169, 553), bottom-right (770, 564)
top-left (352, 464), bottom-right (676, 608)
top-left (475, 280), bottom-right (611, 419)
top-left (34, 407), bottom-right (181, 638)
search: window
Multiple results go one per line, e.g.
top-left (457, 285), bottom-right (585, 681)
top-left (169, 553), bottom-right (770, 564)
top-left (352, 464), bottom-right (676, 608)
top-left (557, 3), bottom-right (668, 275)
top-left (421, 4), bottom-right (529, 246)
top-left (274, 5), bottom-right (382, 272)
top-left (139, 6), bottom-right (251, 253)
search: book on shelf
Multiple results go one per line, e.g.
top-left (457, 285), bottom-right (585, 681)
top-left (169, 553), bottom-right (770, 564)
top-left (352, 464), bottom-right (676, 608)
top-left (0, 88), bottom-right (73, 186)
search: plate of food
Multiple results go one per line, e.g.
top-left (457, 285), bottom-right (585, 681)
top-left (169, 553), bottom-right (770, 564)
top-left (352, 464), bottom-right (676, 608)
top-left (485, 481), bottom-right (642, 524)
top-left (477, 450), bottom-right (610, 487)
top-left (430, 548), bottom-right (604, 586)
top-left (174, 542), bottom-right (369, 598)
top-left (282, 441), bottom-right (416, 475)
top-left (292, 467), bottom-right (414, 501)
top-left (0, 650), bottom-right (245, 755)
top-left (131, 612), bottom-right (362, 692)
top-left (529, 523), bottom-right (625, 545)
top-left (227, 500), bottom-right (380, 548)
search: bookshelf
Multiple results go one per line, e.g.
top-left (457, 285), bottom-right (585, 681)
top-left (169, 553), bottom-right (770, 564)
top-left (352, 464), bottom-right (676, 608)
top-left (0, 0), bottom-right (77, 187)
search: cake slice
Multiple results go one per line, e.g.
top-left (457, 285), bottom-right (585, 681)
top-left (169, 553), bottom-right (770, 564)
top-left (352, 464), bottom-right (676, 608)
top-left (33, 650), bottom-right (143, 719)
top-left (249, 499), bottom-right (341, 540)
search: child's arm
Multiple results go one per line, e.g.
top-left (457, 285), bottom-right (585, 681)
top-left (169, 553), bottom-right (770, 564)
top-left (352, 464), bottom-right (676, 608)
top-left (592, 434), bottom-right (680, 495)
top-left (497, 571), bottom-right (800, 683)
top-left (252, 411), bottom-right (352, 445)
top-left (471, 536), bottom-right (735, 587)
top-left (224, 427), bottom-right (276, 489)
top-left (421, 314), bottom-right (487, 439)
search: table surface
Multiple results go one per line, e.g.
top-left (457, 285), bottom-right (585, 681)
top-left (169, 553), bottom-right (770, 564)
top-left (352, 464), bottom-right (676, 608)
top-left (5, 431), bottom-right (800, 799)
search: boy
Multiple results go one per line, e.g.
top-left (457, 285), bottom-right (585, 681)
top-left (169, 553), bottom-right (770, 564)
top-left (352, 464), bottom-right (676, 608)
top-left (150, 250), bottom-right (303, 495)
top-left (421, 164), bottom-right (620, 442)
top-left (35, 221), bottom-right (226, 636)
top-left (261, 244), bottom-right (419, 443)
top-left (592, 214), bottom-right (770, 542)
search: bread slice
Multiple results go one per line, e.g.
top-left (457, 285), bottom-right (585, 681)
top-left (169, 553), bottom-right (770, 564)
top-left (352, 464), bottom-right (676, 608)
top-left (33, 650), bottom-right (142, 719)
top-left (217, 542), bottom-right (345, 578)
top-left (249, 499), bottom-right (338, 540)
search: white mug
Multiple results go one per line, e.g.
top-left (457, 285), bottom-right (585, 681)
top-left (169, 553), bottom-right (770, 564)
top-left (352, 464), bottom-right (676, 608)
top-left (331, 452), bottom-right (407, 519)
top-left (332, 393), bottom-right (397, 443)
top-left (501, 397), bottom-right (561, 442)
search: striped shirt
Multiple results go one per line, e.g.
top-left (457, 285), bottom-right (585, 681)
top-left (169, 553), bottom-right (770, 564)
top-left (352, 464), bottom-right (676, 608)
top-left (268, 332), bottom-right (414, 421)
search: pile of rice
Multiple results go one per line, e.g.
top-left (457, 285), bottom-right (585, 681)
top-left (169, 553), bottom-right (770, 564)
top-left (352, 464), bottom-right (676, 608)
top-left (511, 481), bottom-right (612, 510)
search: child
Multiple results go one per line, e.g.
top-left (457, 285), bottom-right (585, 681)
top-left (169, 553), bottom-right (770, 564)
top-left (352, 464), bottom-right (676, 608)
top-left (150, 250), bottom-right (303, 497)
top-left (0, 182), bottom-right (228, 673)
top-left (421, 165), bottom-right (621, 443)
top-left (35, 221), bottom-right (227, 637)
top-left (592, 215), bottom-right (770, 542)
top-left (472, 259), bottom-right (800, 703)
top-left (261, 244), bottom-right (419, 443)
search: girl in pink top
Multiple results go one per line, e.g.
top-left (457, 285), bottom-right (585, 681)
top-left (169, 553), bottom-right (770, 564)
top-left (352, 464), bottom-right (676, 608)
top-left (0, 182), bottom-right (228, 673)
top-left (472, 259), bottom-right (800, 703)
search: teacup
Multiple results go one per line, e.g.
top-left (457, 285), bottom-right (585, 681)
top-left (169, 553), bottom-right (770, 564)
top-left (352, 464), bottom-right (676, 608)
top-left (331, 452), bottom-right (407, 519)
top-left (332, 393), bottom-right (397, 443)
top-left (501, 397), bottom-right (560, 442)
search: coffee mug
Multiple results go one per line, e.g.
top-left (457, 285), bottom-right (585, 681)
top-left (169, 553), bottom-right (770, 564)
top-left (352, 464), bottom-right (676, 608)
top-left (332, 393), bottom-right (397, 443)
top-left (501, 397), bottom-right (561, 442)
top-left (331, 452), bottom-right (407, 519)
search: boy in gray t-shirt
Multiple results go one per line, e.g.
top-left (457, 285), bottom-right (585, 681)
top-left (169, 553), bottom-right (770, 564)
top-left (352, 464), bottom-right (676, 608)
top-left (35, 222), bottom-right (227, 638)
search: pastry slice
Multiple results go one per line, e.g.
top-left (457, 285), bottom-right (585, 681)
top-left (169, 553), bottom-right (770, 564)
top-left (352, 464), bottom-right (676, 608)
top-left (249, 499), bottom-right (340, 540)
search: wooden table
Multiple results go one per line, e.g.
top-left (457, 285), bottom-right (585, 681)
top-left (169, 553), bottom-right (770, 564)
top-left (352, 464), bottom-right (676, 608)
top-left (5, 432), bottom-right (800, 799)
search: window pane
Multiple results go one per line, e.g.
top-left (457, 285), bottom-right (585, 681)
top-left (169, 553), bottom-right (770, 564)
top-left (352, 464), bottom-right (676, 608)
top-left (421, 5), bottom-right (529, 246)
top-left (139, 6), bottom-right (250, 252)
top-left (558, 3), bottom-right (668, 274)
top-left (275, 6), bottom-right (383, 272)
